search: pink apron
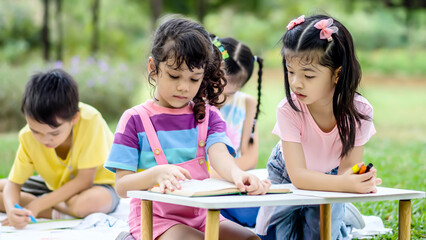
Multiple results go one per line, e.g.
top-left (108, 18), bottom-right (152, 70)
top-left (129, 104), bottom-right (223, 239)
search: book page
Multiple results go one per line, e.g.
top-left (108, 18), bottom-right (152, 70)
top-left (269, 183), bottom-right (292, 193)
top-left (149, 179), bottom-right (292, 196)
top-left (177, 179), bottom-right (237, 192)
top-left (149, 178), bottom-right (239, 195)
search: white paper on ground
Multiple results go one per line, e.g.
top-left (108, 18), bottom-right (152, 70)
top-left (350, 215), bottom-right (392, 239)
top-left (1, 218), bottom-right (82, 232)
top-left (0, 201), bottom-right (130, 240)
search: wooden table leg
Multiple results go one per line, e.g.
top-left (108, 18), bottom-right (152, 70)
top-left (320, 204), bottom-right (331, 240)
top-left (399, 200), bottom-right (411, 240)
top-left (141, 200), bottom-right (153, 240)
top-left (205, 210), bottom-right (220, 240)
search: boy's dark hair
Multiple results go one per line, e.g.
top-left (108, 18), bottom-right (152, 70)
top-left (281, 14), bottom-right (369, 158)
top-left (211, 35), bottom-right (263, 144)
top-left (149, 17), bottom-right (226, 122)
top-left (21, 68), bottom-right (80, 128)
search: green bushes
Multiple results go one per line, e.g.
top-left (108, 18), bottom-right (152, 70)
top-left (0, 1), bottom-right (40, 63)
top-left (0, 57), bottom-right (142, 132)
top-left (358, 49), bottom-right (426, 76)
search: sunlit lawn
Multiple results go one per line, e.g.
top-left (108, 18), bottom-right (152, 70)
top-left (0, 70), bottom-right (424, 238)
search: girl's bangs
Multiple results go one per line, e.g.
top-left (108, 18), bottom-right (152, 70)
top-left (163, 39), bottom-right (209, 71)
top-left (283, 48), bottom-right (323, 66)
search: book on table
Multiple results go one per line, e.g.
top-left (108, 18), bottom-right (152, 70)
top-left (149, 178), bottom-right (291, 197)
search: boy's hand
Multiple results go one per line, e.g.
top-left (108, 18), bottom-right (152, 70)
top-left (343, 167), bottom-right (382, 193)
top-left (154, 165), bottom-right (192, 193)
top-left (4, 207), bottom-right (33, 229)
top-left (232, 171), bottom-right (271, 195)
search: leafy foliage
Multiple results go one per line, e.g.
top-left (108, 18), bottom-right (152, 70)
top-left (0, 1), bottom-right (425, 71)
top-left (0, 57), bottom-right (142, 132)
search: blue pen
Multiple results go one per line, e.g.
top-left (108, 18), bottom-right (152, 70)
top-left (14, 204), bottom-right (37, 223)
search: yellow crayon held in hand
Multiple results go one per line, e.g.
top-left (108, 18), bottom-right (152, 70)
top-left (352, 164), bottom-right (361, 174)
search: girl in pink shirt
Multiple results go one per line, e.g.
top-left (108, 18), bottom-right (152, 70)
top-left (255, 14), bottom-right (382, 240)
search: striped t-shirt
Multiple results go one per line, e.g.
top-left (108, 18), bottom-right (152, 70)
top-left (104, 100), bottom-right (235, 173)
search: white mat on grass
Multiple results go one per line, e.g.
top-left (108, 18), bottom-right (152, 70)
top-left (0, 198), bottom-right (131, 240)
top-left (350, 215), bottom-right (392, 239)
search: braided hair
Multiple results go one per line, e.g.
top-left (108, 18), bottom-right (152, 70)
top-left (212, 35), bottom-right (263, 144)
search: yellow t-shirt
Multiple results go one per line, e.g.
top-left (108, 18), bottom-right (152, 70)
top-left (8, 102), bottom-right (115, 190)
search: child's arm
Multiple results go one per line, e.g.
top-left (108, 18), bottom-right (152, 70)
top-left (208, 142), bottom-right (270, 195)
top-left (210, 97), bottom-right (258, 179)
top-left (337, 146), bottom-right (366, 175)
top-left (22, 167), bottom-right (98, 217)
top-left (282, 141), bottom-right (380, 193)
top-left (3, 180), bottom-right (33, 229)
top-left (236, 96), bottom-right (259, 170)
top-left (115, 165), bottom-right (192, 198)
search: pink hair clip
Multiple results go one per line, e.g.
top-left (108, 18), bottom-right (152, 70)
top-left (314, 18), bottom-right (338, 42)
top-left (286, 15), bottom-right (305, 30)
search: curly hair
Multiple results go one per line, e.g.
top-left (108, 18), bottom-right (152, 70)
top-left (149, 17), bottom-right (226, 122)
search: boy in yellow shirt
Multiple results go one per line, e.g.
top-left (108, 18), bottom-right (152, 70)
top-left (0, 69), bottom-right (119, 229)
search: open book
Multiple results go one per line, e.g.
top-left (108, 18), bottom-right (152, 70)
top-left (149, 178), bottom-right (291, 197)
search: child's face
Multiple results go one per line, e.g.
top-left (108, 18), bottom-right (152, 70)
top-left (217, 71), bottom-right (245, 108)
top-left (149, 57), bottom-right (204, 109)
top-left (217, 81), bottom-right (240, 108)
top-left (285, 55), bottom-right (338, 106)
top-left (26, 115), bottom-right (77, 149)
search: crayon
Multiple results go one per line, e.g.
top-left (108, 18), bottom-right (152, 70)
top-left (14, 204), bottom-right (37, 223)
top-left (358, 165), bottom-right (367, 174)
top-left (365, 163), bottom-right (374, 173)
top-left (352, 164), bottom-right (360, 174)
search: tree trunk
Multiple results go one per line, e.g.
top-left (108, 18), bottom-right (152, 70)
top-left (91, 0), bottom-right (100, 56)
top-left (149, 0), bottom-right (163, 31)
top-left (42, 0), bottom-right (50, 61)
top-left (56, 0), bottom-right (63, 61)
top-left (197, 0), bottom-right (207, 23)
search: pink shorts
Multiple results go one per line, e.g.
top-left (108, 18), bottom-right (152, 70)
top-left (129, 198), bottom-right (226, 239)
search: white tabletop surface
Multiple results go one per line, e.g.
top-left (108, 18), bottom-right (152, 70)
top-left (128, 184), bottom-right (425, 209)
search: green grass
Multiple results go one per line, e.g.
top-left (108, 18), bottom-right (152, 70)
top-left (0, 71), bottom-right (424, 238)
top-left (0, 133), bottom-right (19, 177)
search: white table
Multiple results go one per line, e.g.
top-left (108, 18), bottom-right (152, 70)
top-left (128, 185), bottom-right (425, 240)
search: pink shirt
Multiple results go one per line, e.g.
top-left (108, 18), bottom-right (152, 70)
top-left (272, 93), bottom-right (376, 173)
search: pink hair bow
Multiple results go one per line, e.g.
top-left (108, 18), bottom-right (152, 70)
top-left (286, 15), bottom-right (305, 30)
top-left (314, 18), bottom-right (338, 42)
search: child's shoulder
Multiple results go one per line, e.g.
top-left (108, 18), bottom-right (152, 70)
top-left (207, 104), bottom-right (225, 119)
top-left (18, 124), bottom-right (32, 139)
top-left (120, 101), bottom-right (153, 118)
top-left (78, 102), bottom-right (102, 119)
top-left (277, 93), bottom-right (299, 109)
top-left (353, 94), bottom-right (373, 114)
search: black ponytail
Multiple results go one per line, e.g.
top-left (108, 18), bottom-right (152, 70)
top-left (249, 56), bottom-right (263, 144)
top-left (210, 35), bottom-right (263, 146)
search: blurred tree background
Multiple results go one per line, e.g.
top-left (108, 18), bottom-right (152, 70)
top-left (0, 1), bottom-right (425, 238)
top-left (0, 0), bottom-right (425, 130)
